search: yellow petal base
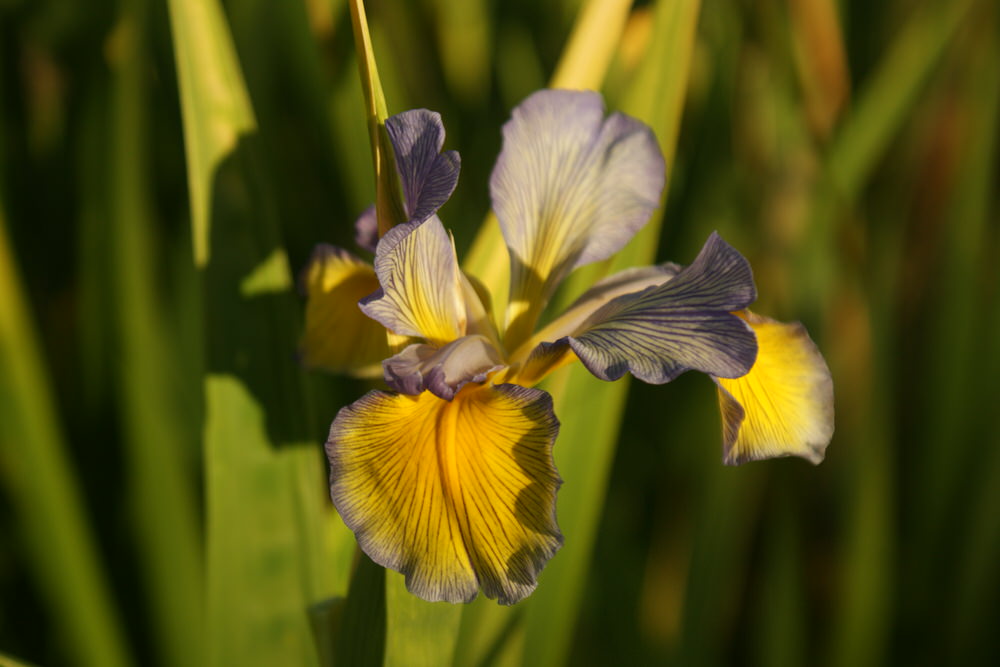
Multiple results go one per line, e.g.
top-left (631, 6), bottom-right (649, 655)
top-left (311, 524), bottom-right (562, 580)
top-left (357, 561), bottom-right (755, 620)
top-left (716, 311), bottom-right (834, 465)
top-left (299, 245), bottom-right (388, 377)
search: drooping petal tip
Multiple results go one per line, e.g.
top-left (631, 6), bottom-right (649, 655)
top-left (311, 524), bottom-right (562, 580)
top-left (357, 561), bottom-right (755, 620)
top-left (715, 312), bottom-right (834, 466)
top-left (383, 335), bottom-right (505, 400)
top-left (327, 385), bottom-right (562, 605)
top-left (353, 204), bottom-right (379, 253)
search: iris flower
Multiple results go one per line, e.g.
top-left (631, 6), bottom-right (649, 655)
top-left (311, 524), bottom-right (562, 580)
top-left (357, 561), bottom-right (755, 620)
top-left (301, 90), bottom-right (833, 605)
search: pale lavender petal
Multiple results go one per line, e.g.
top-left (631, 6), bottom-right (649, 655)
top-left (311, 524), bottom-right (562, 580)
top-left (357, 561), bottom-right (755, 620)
top-left (383, 335), bottom-right (506, 400)
top-left (565, 232), bottom-right (758, 384)
top-left (386, 110), bottom-right (461, 224)
top-left (520, 263), bottom-right (681, 359)
top-left (354, 204), bottom-right (378, 253)
top-left (359, 215), bottom-right (466, 344)
top-left (490, 89), bottom-right (665, 309)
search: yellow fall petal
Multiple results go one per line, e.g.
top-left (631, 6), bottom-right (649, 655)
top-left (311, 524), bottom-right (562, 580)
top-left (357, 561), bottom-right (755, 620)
top-left (299, 245), bottom-right (388, 377)
top-left (716, 311), bottom-right (834, 465)
top-left (327, 384), bottom-right (562, 605)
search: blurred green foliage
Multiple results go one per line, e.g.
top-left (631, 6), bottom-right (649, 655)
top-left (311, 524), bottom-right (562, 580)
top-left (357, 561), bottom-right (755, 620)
top-left (1, 0), bottom-right (998, 665)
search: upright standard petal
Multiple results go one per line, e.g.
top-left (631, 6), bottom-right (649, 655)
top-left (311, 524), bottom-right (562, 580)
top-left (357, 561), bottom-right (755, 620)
top-left (327, 385), bottom-right (563, 605)
top-left (360, 216), bottom-right (466, 345)
top-left (565, 233), bottom-right (758, 384)
top-left (715, 312), bottom-right (834, 465)
top-left (490, 89), bottom-right (665, 341)
top-left (299, 244), bottom-right (389, 377)
top-left (383, 335), bottom-right (505, 400)
top-left (386, 109), bottom-right (461, 224)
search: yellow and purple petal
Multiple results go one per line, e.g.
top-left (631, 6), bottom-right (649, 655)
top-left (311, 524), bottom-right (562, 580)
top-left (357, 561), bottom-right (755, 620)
top-left (360, 216), bottom-right (466, 345)
top-left (715, 311), bottom-right (834, 465)
top-left (327, 384), bottom-right (563, 605)
top-left (562, 233), bottom-right (758, 383)
top-left (386, 109), bottom-right (461, 224)
top-left (490, 89), bottom-right (665, 337)
top-left (383, 335), bottom-right (505, 400)
top-left (299, 244), bottom-right (389, 377)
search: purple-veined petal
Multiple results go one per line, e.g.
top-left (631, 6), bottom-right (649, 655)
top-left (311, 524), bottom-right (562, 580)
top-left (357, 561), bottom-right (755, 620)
top-left (490, 90), bottom-right (665, 341)
top-left (383, 335), bottom-right (505, 400)
top-left (360, 216), bottom-right (466, 345)
top-left (298, 244), bottom-right (389, 377)
top-left (565, 232), bottom-right (758, 384)
top-left (354, 204), bottom-right (378, 253)
top-left (327, 384), bottom-right (563, 605)
top-left (507, 263), bottom-right (679, 386)
top-left (515, 263), bottom-right (681, 362)
top-left (715, 311), bottom-right (834, 465)
top-left (386, 109), bottom-right (461, 224)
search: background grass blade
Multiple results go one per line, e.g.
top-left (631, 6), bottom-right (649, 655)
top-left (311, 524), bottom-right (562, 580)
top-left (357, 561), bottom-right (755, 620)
top-left (0, 207), bottom-right (131, 667)
top-left (108, 2), bottom-right (203, 663)
top-left (166, 0), bottom-right (256, 267)
top-left (166, 1), bottom-right (333, 664)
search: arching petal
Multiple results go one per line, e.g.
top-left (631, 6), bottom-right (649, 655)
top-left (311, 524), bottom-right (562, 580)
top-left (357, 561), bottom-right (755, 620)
top-left (298, 245), bottom-right (388, 377)
top-left (715, 312), bottom-right (834, 465)
top-left (514, 263), bottom-right (681, 364)
top-left (386, 109), bottom-right (461, 224)
top-left (490, 89), bottom-right (665, 340)
top-left (565, 233), bottom-right (758, 384)
top-left (507, 264), bottom-right (679, 386)
top-left (360, 216), bottom-right (466, 345)
top-left (327, 385), bottom-right (563, 605)
top-left (383, 335), bottom-right (505, 400)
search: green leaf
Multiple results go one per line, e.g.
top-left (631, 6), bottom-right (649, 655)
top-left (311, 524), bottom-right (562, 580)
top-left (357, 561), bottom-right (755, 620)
top-left (166, 0), bottom-right (256, 267)
top-left (348, 0), bottom-right (406, 236)
top-left (825, 0), bottom-right (976, 200)
top-left (167, 1), bottom-right (335, 664)
top-left (384, 573), bottom-right (463, 667)
top-left (108, 3), bottom-right (203, 663)
top-left (0, 207), bottom-right (131, 667)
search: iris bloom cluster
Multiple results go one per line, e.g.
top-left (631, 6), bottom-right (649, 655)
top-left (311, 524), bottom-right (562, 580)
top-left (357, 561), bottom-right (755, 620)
top-left (301, 90), bottom-right (833, 605)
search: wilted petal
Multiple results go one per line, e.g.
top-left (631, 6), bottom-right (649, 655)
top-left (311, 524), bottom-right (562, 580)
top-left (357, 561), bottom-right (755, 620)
top-left (384, 335), bottom-right (505, 400)
top-left (490, 89), bottom-right (665, 330)
top-left (566, 233), bottom-right (758, 384)
top-left (360, 216), bottom-right (466, 345)
top-left (327, 385), bottom-right (563, 605)
top-left (354, 204), bottom-right (378, 253)
top-left (715, 312), bottom-right (834, 465)
top-left (299, 244), bottom-right (388, 377)
top-left (386, 109), bottom-right (461, 224)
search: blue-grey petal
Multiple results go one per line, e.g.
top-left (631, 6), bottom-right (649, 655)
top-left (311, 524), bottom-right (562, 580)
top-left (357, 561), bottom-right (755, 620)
top-left (383, 335), bottom-right (506, 401)
top-left (566, 232), bottom-right (759, 384)
top-left (522, 263), bottom-right (681, 357)
top-left (386, 109), bottom-right (461, 224)
top-left (354, 204), bottom-right (378, 253)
